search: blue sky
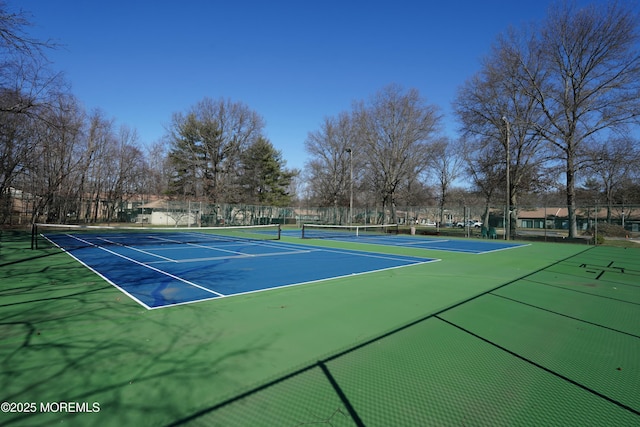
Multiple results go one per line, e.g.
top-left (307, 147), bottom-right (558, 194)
top-left (23, 0), bottom-right (605, 171)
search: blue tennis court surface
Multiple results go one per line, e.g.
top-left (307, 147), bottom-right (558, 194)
top-left (287, 229), bottom-right (528, 254)
top-left (360, 236), bottom-right (528, 253)
top-left (43, 233), bottom-right (437, 309)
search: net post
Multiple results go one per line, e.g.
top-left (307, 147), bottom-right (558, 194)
top-left (31, 223), bottom-right (36, 249)
top-left (277, 223), bottom-right (281, 240)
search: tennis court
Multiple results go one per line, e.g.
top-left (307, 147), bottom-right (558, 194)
top-left (1, 228), bottom-right (638, 426)
top-left (298, 223), bottom-right (528, 254)
top-left (34, 224), bottom-right (437, 309)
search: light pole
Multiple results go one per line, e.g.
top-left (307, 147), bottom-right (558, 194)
top-left (346, 148), bottom-right (353, 226)
top-left (502, 116), bottom-right (510, 241)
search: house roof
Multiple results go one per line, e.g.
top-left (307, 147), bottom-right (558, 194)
top-left (139, 199), bottom-right (171, 209)
top-left (518, 206), bottom-right (640, 220)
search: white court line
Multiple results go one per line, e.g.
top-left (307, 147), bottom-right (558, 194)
top-left (96, 237), bottom-right (178, 262)
top-left (317, 236), bottom-right (525, 255)
top-left (43, 234), bottom-right (154, 309)
top-left (311, 246), bottom-right (434, 263)
top-left (146, 249), bottom-right (316, 264)
top-left (230, 240), bottom-right (434, 263)
top-left (148, 235), bottom-right (250, 256)
top-left (147, 257), bottom-right (442, 310)
top-left (61, 234), bottom-right (225, 300)
top-left (477, 243), bottom-right (530, 254)
top-left (160, 241), bottom-right (431, 264)
top-left (148, 237), bottom-right (286, 251)
top-left (401, 239), bottom-right (451, 246)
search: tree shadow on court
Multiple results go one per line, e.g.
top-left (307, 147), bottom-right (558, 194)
top-left (0, 229), bottom-right (67, 268)
top-left (0, 233), bottom-right (278, 426)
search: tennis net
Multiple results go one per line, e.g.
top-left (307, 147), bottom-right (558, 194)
top-left (32, 223), bottom-right (281, 250)
top-left (301, 223), bottom-right (399, 239)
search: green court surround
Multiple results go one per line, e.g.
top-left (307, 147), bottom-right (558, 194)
top-left (1, 230), bottom-right (638, 426)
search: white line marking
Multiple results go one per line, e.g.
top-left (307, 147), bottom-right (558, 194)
top-left (96, 237), bottom-right (178, 262)
top-left (477, 243), bottom-right (530, 254)
top-left (146, 258), bottom-right (442, 310)
top-left (401, 239), bottom-right (452, 247)
top-left (146, 249), bottom-right (315, 264)
top-left (61, 234), bottom-right (226, 301)
top-left (149, 236), bottom-right (249, 255)
top-left (146, 295), bottom-right (222, 309)
top-left (317, 236), bottom-right (529, 255)
top-left (313, 247), bottom-right (432, 263)
top-left (42, 235), bottom-right (153, 309)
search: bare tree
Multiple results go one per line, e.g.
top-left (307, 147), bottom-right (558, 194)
top-left (586, 136), bottom-right (640, 221)
top-left (0, 2), bottom-right (63, 222)
top-left (28, 93), bottom-right (85, 223)
top-left (454, 28), bottom-right (549, 237)
top-left (0, 91), bottom-right (32, 213)
top-left (0, 95), bottom-right (37, 223)
top-left (304, 112), bottom-right (358, 215)
top-left (143, 140), bottom-right (171, 197)
top-left (356, 84), bottom-right (442, 223)
top-left (515, 2), bottom-right (640, 237)
top-left (77, 110), bottom-right (114, 222)
top-left (0, 2), bottom-right (59, 115)
top-left (427, 138), bottom-right (463, 225)
top-left (0, 1), bottom-right (54, 57)
top-left (461, 137), bottom-right (503, 228)
top-left (101, 125), bottom-right (146, 221)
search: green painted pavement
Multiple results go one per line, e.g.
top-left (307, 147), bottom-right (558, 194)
top-left (2, 230), bottom-right (637, 426)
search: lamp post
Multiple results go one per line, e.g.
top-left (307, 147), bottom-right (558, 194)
top-left (502, 116), bottom-right (510, 241)
top-left (346, 148), bottom-right (353, 226)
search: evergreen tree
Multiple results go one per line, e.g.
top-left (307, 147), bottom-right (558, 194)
top-left (166, 98), bottom-right (264, 202)
top-left (238, 137), bottom-right (295, 206)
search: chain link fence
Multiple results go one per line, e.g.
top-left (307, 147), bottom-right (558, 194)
top-left (4, 192), bottom-right (639, 238)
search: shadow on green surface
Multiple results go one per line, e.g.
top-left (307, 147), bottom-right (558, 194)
top-left (167, 245), bottom-right (640, 426)
top-left (1, 231), bottom-right (270, 426)
top-left (4, 230), bottom-right (638, 426)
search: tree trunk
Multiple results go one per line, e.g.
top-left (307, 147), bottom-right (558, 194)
top-left (566, 157), bottom-right (578, 238)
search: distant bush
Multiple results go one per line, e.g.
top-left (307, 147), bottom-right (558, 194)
top-left (584, 223), bottom-right (629, 238)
